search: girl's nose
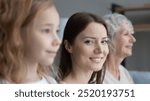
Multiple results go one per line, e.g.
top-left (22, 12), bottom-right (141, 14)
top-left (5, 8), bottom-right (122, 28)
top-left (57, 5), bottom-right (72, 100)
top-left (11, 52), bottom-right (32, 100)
top-left (52, 33), bottom-right (61, 46)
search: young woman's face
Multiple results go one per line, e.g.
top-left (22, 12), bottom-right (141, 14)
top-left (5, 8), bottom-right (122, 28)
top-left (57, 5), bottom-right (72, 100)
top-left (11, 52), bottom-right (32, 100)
top-left (23, 6), bottom-right (60, 66)
top-left (114, 22), bottom-right (136, 58)
top-left (68, 22), bottom-right (109, 72)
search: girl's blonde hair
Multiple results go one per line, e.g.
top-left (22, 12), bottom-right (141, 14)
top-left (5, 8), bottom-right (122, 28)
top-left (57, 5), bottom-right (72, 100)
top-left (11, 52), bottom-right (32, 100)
top-left (0, 0), bottom-right (55, 83)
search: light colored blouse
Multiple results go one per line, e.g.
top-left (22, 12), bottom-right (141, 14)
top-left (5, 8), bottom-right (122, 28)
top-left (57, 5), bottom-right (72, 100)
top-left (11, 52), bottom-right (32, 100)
top-left (103, 65), bottom-right (134, 84)
top-left (28, 76), bottom-right (57, 84)
top-left (0, 76), bottom-right (57, 84)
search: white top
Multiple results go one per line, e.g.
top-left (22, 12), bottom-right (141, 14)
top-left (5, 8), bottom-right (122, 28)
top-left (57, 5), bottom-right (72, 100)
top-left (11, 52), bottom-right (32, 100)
top-left (28, 77), bottom-right (49, 84)
top-left (103, 65), bottom-right (134, 84)
top-left (0, 76), bottom-right (57, 84)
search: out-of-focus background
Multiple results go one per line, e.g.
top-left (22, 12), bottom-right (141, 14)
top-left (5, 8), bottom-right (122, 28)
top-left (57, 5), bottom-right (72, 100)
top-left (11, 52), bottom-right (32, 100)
top-left (54, 0), bottom-right (150, 84)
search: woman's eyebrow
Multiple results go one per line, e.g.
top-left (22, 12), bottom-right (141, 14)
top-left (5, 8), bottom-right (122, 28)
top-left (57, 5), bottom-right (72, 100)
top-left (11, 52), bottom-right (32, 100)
top-left (82, 36), bottom-right (97, 39)
top-left (102, 37), bottom-right (109, 40)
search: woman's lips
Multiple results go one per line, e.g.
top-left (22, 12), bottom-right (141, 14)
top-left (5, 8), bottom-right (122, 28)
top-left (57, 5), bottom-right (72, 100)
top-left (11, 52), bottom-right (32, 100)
top-left (89, 57), bottom-right (103, 63)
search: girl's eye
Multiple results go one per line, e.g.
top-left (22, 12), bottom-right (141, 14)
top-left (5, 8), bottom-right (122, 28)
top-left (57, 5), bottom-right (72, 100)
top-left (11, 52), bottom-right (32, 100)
top-left (56, 29), bottom-right (60, 35)
top-left (56, 29), bottom-right (60, 33)
top-left (41, 28), bottom-right (50, 33)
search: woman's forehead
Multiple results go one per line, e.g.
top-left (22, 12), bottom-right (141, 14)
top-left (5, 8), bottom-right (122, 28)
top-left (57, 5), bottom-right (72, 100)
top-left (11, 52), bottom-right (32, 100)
top-left (120, 21), bottom-right (134, 33)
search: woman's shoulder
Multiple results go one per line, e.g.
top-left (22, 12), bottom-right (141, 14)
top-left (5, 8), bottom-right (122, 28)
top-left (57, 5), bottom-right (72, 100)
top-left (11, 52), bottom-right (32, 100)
top-left (44, 75), bottom-right (58, 84)
top-left (119, 65), bottom-right (134, 83)
top-left (119, 65), bottom-right (131, 76)
top-left (119, 65), bottom-right (129, 72)
top-left (59, 81), bottom-right (67, 84)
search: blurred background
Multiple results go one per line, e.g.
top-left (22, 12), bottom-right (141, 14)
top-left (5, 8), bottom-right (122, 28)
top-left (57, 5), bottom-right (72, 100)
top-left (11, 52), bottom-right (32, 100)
top-left (54, 0), bottom-right (150, 83)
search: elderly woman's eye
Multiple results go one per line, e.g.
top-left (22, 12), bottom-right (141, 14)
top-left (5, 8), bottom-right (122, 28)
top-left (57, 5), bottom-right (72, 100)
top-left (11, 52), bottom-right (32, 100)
top-left (124, 32), bottom-right (129, 36)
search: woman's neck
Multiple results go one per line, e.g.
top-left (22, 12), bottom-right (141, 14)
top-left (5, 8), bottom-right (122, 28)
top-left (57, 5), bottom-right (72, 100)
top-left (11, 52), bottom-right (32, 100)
top-left (106, 53), bottom-right (124, 80)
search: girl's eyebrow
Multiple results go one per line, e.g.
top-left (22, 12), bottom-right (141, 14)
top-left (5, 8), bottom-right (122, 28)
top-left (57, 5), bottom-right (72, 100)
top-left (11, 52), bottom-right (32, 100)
top-left (39, 23), bottom-right (60, 29)
top-left (41, 23), bottom-right (53, 27)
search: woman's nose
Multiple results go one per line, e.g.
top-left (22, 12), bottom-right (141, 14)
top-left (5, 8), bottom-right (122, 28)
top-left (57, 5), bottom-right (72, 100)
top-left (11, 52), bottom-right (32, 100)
top-left (94, 43), bottom-right (103, 54)
top-left (130, 34), bottom-right (136, 43)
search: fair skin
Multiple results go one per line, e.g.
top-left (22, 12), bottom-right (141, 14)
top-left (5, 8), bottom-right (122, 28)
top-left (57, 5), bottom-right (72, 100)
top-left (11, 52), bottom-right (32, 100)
top-left (64, 22), bottom-right (109, 84)
top-left (107, 22), bottom-right (136, 80)
top-left (22, 6), bottom-right (60, 83)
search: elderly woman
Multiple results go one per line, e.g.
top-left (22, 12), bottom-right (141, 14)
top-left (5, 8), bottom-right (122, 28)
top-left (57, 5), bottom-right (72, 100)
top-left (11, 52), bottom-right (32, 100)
top-left (103, 13), bottom-right (136, 84)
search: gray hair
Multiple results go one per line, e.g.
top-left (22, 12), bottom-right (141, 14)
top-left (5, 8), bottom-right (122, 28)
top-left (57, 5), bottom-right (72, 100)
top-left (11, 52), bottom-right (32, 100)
top-left (103, 13), bottom-right (134, 41)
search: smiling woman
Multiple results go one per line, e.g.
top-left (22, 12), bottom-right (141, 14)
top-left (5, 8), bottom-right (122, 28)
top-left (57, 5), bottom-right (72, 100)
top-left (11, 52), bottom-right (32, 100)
top-left (58, 12), bottom-right (109, 84)
top-left (0, 0), bottom-right (60, 84)
top-left (103, 13), bottom-right (136, 84)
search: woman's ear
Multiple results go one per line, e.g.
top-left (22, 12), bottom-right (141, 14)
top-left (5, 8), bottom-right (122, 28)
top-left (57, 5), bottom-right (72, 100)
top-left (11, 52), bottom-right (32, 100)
top-left (108, 39), bottom-right (116, 52)
top-left (64, 40), bottom-right (72, 53)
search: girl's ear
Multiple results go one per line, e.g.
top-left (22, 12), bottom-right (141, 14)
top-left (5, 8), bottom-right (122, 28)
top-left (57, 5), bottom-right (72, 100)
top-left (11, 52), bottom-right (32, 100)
top-left (64, 40), bottom-right (73, 53)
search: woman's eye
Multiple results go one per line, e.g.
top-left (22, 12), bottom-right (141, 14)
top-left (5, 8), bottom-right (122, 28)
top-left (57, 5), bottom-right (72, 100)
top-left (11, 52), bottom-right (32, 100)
top-left (124, 32), bottom-right (129, 36)
top-left (84, 40), bottom-right (94, 45)
top-left (101, 39), bottom-right (109, 44)
top-left (131, 33), bottom-right (135, 37)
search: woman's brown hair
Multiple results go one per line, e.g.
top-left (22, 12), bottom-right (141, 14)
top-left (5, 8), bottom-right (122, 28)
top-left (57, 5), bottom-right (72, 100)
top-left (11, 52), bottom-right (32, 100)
top-left (59, 12), bottom-right (108, 84)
